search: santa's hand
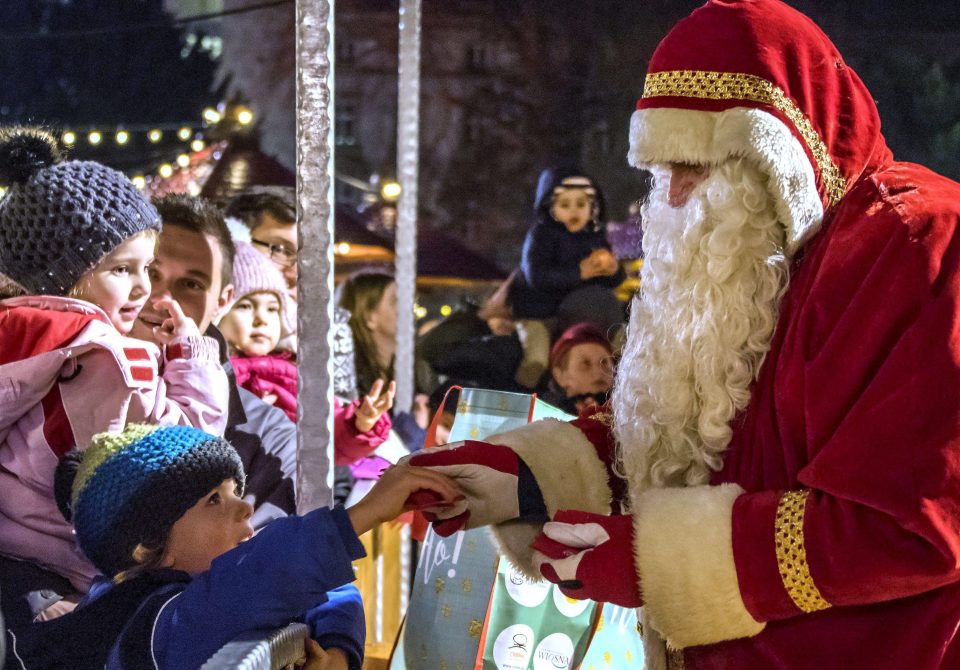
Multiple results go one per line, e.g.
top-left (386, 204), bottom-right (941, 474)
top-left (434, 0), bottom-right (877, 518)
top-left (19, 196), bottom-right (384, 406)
top-left (402, 440), bottom-right (548, 536)
top-left (532, 510), bottom-right (642, 608)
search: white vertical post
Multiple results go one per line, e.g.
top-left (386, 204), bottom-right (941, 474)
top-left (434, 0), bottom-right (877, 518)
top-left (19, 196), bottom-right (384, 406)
top-left (295, 0), bottom-right (336, 512)
top-left (394, 0), bottom-right (421, 414)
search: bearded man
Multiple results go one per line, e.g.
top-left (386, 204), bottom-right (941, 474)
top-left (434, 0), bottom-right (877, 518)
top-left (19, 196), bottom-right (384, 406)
top-left (406, 0), bottom-right (960, 668)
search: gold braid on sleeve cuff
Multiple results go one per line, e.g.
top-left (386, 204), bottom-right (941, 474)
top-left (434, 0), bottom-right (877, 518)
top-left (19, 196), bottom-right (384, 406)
top-left (775, 489), bottom-right (832, 613)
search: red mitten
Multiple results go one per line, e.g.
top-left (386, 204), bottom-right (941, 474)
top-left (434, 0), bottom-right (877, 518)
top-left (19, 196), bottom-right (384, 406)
top-left (531, 510), bottom-right (643, 608)
top-left (403, 440), bottom-right (547, 536)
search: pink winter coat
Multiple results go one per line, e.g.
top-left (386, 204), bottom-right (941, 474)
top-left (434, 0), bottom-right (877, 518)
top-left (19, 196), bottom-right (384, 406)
top-left (0, 296), bottom-right (229, 591)
top-left (231, 353), bottom-right (390, 465)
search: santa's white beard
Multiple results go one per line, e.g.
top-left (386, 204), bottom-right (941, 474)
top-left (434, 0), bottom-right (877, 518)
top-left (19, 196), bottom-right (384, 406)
top-left (613, 159), bottom-right (790, 496)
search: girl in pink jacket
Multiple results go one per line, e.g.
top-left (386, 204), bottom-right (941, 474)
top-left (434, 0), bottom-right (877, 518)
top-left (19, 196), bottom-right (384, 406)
top-left (218, 242), bottom-right (392, 465)
top-left (0, 128), bottom-right (229, 617)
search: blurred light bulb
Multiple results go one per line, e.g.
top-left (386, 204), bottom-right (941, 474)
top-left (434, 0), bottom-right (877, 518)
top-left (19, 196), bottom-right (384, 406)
top-left (131, 175), bottom-right (146, 190)
top-left (190, 139), bottom-right (205, 152)
top-left (381, 181), bottom-right (402, 201)
top-left (176, 154), bottom-right (190, 168)
top-left (158, 164), bottom-right (173, 178)
top-left (115, 130), bottom-right (129, 145)
top-left (148, 129), bottom-right (163, 143)
top-left (62, 131), bottom-right (76, 146)
top-left (178, 127), bottom-right (192, 141)
top-left (87, 131), bottom-right (102, 145)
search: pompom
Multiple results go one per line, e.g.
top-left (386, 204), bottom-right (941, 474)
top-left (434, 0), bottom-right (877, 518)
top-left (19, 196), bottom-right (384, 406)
top-left (225, 215), bottom-right (252, 243)
top-left (0, 128), bottom-right (62, 186)
top-left (54, 449), bottom-right (85, 522)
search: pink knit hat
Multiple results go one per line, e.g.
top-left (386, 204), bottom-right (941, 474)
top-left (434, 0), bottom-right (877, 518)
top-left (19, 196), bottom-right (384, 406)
top-left (221, 241), bottom-right (294, 335)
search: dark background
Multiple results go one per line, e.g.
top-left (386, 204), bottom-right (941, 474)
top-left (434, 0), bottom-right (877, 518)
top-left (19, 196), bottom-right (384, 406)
top-left (3, 0), bottom-right (960, 267)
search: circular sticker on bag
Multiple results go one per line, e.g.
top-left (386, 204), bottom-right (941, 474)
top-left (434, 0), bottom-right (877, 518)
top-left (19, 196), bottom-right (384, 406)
top-left (552, 586), bottom-right (591, 618)
top-left (504, 563), bottom-right (551, 607)
top-left (493, 623), bottom-right (535, 670)
top-left (533, 632), bottom-right (575, 670)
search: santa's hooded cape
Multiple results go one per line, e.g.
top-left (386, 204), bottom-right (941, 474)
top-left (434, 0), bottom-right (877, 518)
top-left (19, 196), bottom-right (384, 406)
top-left (482, 1), bottom-right (960, 668)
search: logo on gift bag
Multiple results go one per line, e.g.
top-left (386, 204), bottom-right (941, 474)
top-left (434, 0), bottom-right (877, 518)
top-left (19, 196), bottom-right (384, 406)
top-left (493, 624), bottom-right (535, 669)
top-left (533, 632), bottom-right (575, 670)
top-left (504, 562), bottom-right (551, 608)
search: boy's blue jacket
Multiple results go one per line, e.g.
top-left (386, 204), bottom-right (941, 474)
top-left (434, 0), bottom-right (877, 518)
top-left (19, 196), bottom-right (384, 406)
top-left (5, 506), bottom-right (367, 670)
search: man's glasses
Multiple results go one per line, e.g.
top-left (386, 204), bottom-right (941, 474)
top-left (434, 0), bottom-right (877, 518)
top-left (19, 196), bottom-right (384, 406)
top-left (251, 238), bottom-right (297, 268)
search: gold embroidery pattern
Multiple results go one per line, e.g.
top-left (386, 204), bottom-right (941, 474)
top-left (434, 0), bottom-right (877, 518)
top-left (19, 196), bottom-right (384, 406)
top-left (588, 411), bottom-right (615, 428)
top-left (774, 489), bottom-right (831, 613)
top-left (642, 70), bottom-right (847, 208)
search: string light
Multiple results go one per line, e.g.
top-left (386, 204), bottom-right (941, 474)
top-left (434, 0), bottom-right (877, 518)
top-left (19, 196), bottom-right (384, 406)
top-left (177, 127), bottom-right (192, 141)
top-left (237, 108), bottom-right (254, 125)
top-left (439, 305), bottom-right (452, 317)
top-left (190, 139), bottom-right (205, 152)
top-left (202, 107), bottom-right (221, 124)
top-left (62, 131), bottom-right (76, 146)
top-left (131, 175), bottom-right (146, 189)
top-left (336, 242), bottom-right (351, 255)
top-left (147, 129), bottom-right (163, 143)
top-left (158, 164), bottom-right (173, 178)
top-left (87, 131), bottom-right (102, 145)
top-left (115, 130), bottom-right (130, 145)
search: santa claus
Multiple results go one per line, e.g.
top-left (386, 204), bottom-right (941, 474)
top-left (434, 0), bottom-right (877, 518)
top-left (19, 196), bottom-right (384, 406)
top-left (407, 0), bottom-right (960, 667)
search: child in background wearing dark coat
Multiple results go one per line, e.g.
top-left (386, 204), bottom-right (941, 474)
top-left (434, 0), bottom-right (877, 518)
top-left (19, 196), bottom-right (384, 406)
top-left (509, 167), bottom-right (624, 387)
top-left (3, 423), bottom-right (461, 669)
top-left (218, 242), bottom-right (394, 465)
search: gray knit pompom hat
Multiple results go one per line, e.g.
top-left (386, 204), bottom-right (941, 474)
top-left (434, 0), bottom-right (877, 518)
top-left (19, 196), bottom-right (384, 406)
top-left (0, 127), bottom-right (161, 296)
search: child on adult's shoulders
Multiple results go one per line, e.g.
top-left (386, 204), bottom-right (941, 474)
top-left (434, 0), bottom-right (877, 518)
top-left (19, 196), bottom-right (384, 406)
top-left (509, 167), bottom-right (625, 388)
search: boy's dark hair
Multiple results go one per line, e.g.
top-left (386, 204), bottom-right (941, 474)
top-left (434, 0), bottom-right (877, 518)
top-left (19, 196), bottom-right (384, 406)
top-left (224, 187), bottom-right (296, 228)
top-left (153, 194), bottom-right (236, 287)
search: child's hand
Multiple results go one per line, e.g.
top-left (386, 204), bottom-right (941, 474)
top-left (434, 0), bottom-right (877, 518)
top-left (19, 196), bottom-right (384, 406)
top-left (579, 255), bottom-right (600, 280)
top-left (593, 249), bottom-right (619, 276)
top-left (302, 639), bottom-right (348, 670)
top-left (150, 297), bottom-right (202, 345)
top-left (354, 379), bottom-right (396, 433)
top-left (347, 463), bottom-right (462, 536)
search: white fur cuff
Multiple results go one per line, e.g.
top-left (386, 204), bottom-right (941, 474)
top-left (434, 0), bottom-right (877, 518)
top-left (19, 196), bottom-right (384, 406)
top-left (487, 418), bottom-right (613, 517)
top-left (487, 418), bottom-right (613, 577)
top-left (634, 484), bottom-right (765, 649)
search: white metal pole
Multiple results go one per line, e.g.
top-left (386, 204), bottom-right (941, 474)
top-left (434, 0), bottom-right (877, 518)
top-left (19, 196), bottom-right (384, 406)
top-left (295, 0), bottom-right (336, 512)
top-left (394, 0), bottom-right (421, 414)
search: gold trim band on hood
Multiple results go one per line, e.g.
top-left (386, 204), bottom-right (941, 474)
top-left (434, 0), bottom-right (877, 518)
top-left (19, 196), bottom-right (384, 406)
top-left (642, 70), bottom-right (847, 208)
top-left (774, 489), bottom-right (832, 613)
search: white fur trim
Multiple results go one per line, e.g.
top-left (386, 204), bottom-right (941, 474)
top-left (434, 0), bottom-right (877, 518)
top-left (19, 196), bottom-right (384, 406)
top-left (634, 484), bottom-right (765, 649)
top-left (629, 107), bottom-right (824, 254)
top-left (487, 418), bottom-right (613, 577)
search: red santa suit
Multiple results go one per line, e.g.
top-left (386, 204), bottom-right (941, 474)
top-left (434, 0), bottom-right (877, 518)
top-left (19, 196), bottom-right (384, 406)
top-left (409, 1), bottom-right (960, 668)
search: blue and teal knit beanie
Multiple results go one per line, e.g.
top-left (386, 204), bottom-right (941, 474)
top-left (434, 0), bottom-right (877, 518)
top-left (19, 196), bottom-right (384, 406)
top-left (55, 424), bottom-right (245, 577)
top-left (0, 127), bottom-right (161, 296)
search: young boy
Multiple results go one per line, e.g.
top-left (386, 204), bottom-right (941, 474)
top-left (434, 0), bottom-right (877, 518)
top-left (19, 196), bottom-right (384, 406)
top-left (4, 424), bottom-right (460, 669)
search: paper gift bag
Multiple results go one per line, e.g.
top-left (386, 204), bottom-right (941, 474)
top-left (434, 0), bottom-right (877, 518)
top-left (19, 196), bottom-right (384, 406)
top-left (577, 603), bottom-right (645, 669)
top-left (391, 388), bottom-right (573, 670)
top-left (477, 559), bottom-right (598, 670)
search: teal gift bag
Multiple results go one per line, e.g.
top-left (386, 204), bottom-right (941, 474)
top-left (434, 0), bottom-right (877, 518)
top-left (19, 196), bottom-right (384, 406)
top-left (391, 388), bottom-right (573, 670)
top-left (578, 603), bottom-right (644, 669)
